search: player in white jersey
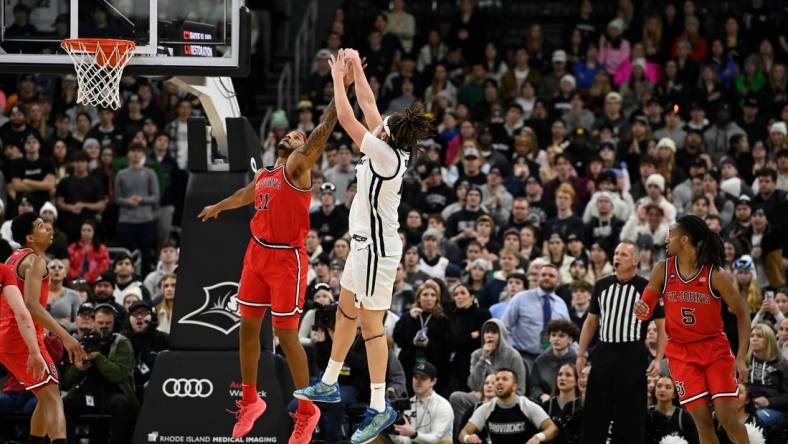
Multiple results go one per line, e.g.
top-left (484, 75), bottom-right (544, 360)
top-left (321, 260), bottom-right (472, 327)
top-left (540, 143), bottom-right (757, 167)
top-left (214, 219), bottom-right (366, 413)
top-left (295, 49), bottom-right (433, 444)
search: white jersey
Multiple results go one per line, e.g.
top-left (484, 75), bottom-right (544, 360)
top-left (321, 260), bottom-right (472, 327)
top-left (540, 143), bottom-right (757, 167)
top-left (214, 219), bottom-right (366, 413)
top-left (348, 133), bottom-right (409, 258)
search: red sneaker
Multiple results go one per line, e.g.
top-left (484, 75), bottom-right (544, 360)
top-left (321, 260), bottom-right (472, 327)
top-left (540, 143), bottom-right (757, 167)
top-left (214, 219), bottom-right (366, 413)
top-left (288, 407), bottom-right (321, 444)
top-left (228, 397), bottom-right (267, 438)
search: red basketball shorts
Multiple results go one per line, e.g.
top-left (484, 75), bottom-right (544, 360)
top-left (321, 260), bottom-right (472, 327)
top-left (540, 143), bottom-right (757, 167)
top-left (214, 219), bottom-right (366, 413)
top-left (237, 237), bottom-right (307, 329)
top-left (666, 335), bottom-right (738, 410)
top-left (0, 345), bottom-right (58, 392)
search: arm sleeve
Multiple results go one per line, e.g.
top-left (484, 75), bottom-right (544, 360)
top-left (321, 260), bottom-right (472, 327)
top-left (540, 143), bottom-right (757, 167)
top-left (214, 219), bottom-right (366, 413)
top-left (468, 401), bottom-right (493, 430)
top-left (361, 132), bottom-right (399, 177)
top-left (522, 397), bottom-right (551, 429)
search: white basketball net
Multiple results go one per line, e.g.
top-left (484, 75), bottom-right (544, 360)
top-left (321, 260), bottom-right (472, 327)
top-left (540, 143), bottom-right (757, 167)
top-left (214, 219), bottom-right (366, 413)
top-left (61, 39), bottom-right (135, 110)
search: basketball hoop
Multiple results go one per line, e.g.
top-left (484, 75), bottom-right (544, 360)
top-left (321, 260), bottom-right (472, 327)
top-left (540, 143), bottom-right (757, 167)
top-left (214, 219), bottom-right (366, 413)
top-left (61, 38), bottom-right (136, 110)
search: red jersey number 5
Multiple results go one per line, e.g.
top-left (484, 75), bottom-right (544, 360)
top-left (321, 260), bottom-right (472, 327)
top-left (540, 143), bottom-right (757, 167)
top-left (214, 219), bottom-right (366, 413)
top-left (256, 193), bottom-right (270, 211)
top-left (681, 308), bottom-right (696, 325)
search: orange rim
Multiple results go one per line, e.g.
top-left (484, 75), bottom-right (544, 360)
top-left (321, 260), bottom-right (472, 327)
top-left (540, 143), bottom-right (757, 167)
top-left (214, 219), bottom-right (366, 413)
top-left (61, 38), bottom-right (136, 67)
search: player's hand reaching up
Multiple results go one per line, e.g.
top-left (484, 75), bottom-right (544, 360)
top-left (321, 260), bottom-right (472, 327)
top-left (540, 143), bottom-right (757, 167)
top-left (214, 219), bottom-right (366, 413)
top-left (329, 50), bottom-right (348, 81)
top-left (26, 352), bottom-right (47, 381)
top-left (198, 204), bottom-right (222, 221)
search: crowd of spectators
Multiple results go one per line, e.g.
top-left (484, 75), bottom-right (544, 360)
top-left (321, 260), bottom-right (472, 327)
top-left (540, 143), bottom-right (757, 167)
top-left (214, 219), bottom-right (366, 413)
top-left (3, 0), bottom-right (788, 443)
top-left (288, 0), bottom-right (788, 443)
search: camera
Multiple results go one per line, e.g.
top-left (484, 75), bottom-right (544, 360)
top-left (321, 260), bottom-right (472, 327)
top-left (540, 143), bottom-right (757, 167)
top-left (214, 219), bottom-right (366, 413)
top-left (313, 303), bottom-right (337, 331)
top-left (80, 331), bottom-right (113, 353)
top-left (384, 397), bottom-right (412, 434)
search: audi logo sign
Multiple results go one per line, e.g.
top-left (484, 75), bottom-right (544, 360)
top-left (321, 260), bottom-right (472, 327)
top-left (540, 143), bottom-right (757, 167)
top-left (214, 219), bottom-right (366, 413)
top-left (161, 378), bottom-right (214, 398)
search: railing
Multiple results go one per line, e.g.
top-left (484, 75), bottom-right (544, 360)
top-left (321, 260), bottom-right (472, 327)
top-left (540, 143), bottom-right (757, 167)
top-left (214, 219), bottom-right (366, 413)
top-left (292, 0), bottom-right (318, 108)
top-left (277, 62), bottom-right (292, 111)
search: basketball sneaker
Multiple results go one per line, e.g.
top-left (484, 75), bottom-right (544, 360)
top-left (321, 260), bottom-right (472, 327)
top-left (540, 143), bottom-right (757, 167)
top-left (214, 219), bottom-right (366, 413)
top-left (228, 397), bottom-right (267, 438)
top-left (293, 381), bottom-right (341, 403)
top-left (288, 407), bottom-right (321, 444)
top-left (350, 404), bottom-right (397, 444)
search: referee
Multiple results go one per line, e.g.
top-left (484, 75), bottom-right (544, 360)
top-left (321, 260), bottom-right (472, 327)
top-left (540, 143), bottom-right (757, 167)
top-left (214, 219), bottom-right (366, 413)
top-left (576, 241), bottom-right (666, 443)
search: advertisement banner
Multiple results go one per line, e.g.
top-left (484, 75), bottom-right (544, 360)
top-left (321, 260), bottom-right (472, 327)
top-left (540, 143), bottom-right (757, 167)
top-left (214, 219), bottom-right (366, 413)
top-left (134, 350), bottom-right (290, 443)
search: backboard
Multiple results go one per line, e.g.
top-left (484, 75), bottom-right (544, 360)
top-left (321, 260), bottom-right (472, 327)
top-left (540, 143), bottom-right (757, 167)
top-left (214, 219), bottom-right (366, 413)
top-left (0, 0), bottom-right (250, 76)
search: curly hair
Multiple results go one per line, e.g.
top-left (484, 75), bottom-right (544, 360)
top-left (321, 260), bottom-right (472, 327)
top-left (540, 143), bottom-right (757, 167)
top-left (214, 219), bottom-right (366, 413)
top-left (386, 101), bottom-right (435, 156)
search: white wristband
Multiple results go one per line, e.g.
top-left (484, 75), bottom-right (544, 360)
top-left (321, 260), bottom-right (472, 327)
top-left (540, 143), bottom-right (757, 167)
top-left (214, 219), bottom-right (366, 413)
top-left (535, 432), bottom-right (546, 442)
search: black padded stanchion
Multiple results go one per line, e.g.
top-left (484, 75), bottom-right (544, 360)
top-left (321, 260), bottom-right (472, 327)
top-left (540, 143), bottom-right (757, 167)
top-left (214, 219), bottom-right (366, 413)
top-left (135, 117), bottom-right (284, 443)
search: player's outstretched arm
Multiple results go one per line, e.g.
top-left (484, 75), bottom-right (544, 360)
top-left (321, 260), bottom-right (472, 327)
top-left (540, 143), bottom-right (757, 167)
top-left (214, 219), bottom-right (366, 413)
top-left (3, 285), bottom-right (46, 379)
top-left (198, 176), bottom-right (257, 221)
top-left (21, 255), bottom-right (85, 363)
top-left (330, 50), bottom-right (368, 148)
top-left (348, 50), bottom-right (382, 131)
top-left (635, 260), bottom-right (666, 320)
top-left (286, 61), bottom-right (356, 184)
top-left (713, 268), bottom-right (752, 381)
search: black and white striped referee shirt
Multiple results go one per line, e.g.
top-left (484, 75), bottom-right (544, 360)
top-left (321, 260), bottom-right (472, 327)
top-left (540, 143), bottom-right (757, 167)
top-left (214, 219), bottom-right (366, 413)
top-left (589, 274), bottom-right (665, 343)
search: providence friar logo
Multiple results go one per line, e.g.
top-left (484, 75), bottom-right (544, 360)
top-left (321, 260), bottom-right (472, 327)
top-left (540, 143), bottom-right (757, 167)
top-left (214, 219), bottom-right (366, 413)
top-left (178, 282), bottom-right (241, 335)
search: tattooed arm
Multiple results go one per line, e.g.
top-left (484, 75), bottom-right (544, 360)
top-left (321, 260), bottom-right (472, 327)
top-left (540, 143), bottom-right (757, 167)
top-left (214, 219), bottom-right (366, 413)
top-left (286, 61), bottom-right (356, 188)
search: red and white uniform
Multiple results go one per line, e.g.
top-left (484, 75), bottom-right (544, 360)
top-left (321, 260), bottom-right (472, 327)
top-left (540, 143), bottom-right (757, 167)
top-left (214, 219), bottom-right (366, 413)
top-left (661, 256), bottom-right (737, 409)
top-left (0, 250), bottom-right (57, 391)
top-left (237, 165), bottom-right (310, 328)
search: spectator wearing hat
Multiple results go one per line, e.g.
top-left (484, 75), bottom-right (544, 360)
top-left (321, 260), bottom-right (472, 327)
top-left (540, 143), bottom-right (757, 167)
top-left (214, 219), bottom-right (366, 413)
top-left (767, 121), bottom-right (788, 152)
top-left (530, 320), bottom-right (579, 403)
top-left (388, 362), bottom-right (453, 444)
top-left (598, 18), bottom-right (631, 76)
top-left (414, 161), bottom-right (454, 215)
top-left (73, 302), bottom-right (96, 340)
top-left (731, 255), bottom-right (763, 316)
top-left (635, 173), bottom-right (677, 224)
top-left (295, 100), bottom-right (315, 136)
top-left (298, 283), bottom-right (336, 347)
top-left (323, 143), bottom-right (355, 204)
top-left (593, 91), bottom-right (630, 139)
top-left (307, 49), bottom-right (332, 102)
top-left (479, 165), bottom-right (513, 226)
top-left (125, 300), bottom-right (169, 402)
top-left (56, 150), bottom-right (107, 242)
top-left (309, 182), bottom-right (348, 252)
top-left (737, 96), bottom-right (767, 144)
top-left (735, 54), bottom-right (767, 101)
top-left (703, 103), bottom-right (746, 160)
top-left (537, 50), bottom-right (570, 101)
top-left (583, 191), bottom-right (625, 249)
top-left (9, 134), bottom-right (56, 210)
top-left (91, 272), bottom-right (127, 330)
top-left (419, 228), bottom-right (451, 281)
top-left (722, 196), bottom-right (753, 243)
top-left (620, 60), bottom-right (655, 116)
top-left (0, 106), bottom-right (33, 151)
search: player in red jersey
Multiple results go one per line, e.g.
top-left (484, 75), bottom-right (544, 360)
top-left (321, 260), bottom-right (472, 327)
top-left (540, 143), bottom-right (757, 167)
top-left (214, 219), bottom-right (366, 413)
top-left (635, 215), bottom-right (751, 444)
top-left (198, 62), bottom-right (356, 442)
top-left (0, 212), bottom-right (86, 444)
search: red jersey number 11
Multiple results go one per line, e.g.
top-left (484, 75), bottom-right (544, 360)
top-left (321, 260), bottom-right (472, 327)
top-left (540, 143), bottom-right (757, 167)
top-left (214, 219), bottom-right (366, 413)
top-left (256, 193), bottom-right (270, 211)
